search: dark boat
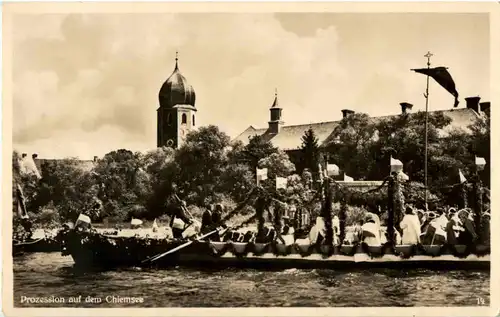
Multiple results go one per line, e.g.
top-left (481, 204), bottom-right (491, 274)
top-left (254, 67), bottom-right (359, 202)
top-left (13, 237), bottom-right (62, 255)
top-left (60, 229), bottom-right (490, 271)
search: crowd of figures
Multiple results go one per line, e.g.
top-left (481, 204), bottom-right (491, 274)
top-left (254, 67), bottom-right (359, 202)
top-left (100, 183), bottom-right (489, 254)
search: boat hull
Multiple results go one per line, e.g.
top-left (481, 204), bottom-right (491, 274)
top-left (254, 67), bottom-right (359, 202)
top-left (13, 238), bottom-right (61, 256)
top-left (61, 230), bottom-right (490, 271)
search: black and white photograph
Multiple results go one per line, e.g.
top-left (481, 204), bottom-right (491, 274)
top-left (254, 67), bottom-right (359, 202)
top-left (2, 2), bottom-right (497, 315)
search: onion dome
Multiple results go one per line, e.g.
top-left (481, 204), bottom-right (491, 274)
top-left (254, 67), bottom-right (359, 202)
top-left (158, 52), bottom-right (196, 109)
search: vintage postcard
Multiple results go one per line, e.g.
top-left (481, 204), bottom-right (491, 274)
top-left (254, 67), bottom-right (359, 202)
top-left (2, 1), bottom-right (499, 316)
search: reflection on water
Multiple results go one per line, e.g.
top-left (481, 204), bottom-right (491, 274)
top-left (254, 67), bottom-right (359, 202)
top-left (14, 253), bottom-right (489, 307)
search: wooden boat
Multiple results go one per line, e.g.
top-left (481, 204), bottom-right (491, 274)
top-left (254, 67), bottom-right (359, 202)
top-left (13, 237), bottom-right (61, 255)
top-left (60, 229), bottom-right (490, 270)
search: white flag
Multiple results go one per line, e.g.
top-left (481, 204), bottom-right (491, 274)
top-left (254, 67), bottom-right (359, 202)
top-left (390, 156), bottom-right (404, 173)
top-left (344, 174), bottom-right (354, 181)
top-left (256, 168), bottom-right (268, 181)
top-left (76, 214), bottom-right (91, 224)
top-left (458, 169), bottom-right (467, 183)
top-left (131, 218), bottom-right (143, 226)
top-left (475, 156), bottom-right (486, 166)
top-left (326, 164), bottom-right (340, 176)
top-left (276, 177), bottom-right (288, 189)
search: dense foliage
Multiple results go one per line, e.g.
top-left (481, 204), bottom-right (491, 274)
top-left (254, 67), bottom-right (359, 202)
top-left (13, 109), bottom-right (489, 230)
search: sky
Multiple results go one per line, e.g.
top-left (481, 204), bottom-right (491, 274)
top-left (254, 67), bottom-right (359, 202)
top-left (11, 12), bottom-right (490, 159)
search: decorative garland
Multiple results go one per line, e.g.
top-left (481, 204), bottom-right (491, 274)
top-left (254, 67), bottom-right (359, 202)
top-left (461, 183), bottom-right (468, 209)
top-left (386, 175), bottom-right (396, 246)
top-left (394, 175), bottom-right (405, 229)
top-left (339, 199), bottom-right (347, 247)
top-left (323, 178), bottom-right (334, 246)
top-left (255, 195), bottom-right (267, 243)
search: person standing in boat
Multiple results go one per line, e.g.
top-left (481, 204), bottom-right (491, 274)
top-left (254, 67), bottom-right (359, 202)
top-left (399, 206), bottom-right (421, 245)
top-left (210, 203), bottom-right (225, 241)
top-left (201, 204), bottom-right (214, 235)
top-left (169, 198), bottom-right (195, 239)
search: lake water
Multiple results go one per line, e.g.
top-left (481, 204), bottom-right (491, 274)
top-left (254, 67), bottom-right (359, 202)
top-left (13, 252), bottom-right (489, 307)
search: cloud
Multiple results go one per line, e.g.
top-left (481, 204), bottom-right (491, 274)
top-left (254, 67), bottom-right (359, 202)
top-left (11, 13), bottom-right (489, 159)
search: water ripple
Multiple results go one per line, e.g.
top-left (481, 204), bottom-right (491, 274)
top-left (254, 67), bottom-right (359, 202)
top-left (13, 253), bottom-right (490, 307)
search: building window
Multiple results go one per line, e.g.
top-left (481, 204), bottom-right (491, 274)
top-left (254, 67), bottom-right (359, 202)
top-left (182, 113), bottom-right (187, 124)
top-left (192, 115), bottom-right (195, 126)
top-left (167, 113), bottom-right (172, 126)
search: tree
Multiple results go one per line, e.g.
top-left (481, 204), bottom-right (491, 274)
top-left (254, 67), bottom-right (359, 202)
top-left (36, 159), bottom-right (98, 222)
top-left (171, 125), bottom-right (232, 206)
top-left (469, 111), bottom-right (490, 186)
top-left (326, 113), bottom-right (377, 180)
top-left (241, 135), bottom-right (278, 170)
top-left (298, 128), bottom-right (321, 176)
top-left (258, 150), bottom-right (296, 180)
top-left (373, 111), bottom-right (452, 182)
top-left (93, 149), bottom-right (147, 221)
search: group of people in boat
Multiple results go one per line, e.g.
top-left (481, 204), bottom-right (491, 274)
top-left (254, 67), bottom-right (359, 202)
top-left (165, 197), bottom-right (490, 247)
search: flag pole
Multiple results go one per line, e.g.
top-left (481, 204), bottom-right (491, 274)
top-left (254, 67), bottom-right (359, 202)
top-left (423, 51), bottom-right (433, 211)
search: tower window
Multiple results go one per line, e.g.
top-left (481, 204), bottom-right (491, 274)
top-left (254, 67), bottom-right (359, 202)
top-left (182, 113), bottom-right (187, 124)
top-left (192, 115), bottom-right (195, 126)
top-left (167, 113), bottom-right (172, 126)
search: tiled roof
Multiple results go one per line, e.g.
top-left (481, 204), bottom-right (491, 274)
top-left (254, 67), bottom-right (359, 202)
top-left (233, 108), bottom-right (481, 151)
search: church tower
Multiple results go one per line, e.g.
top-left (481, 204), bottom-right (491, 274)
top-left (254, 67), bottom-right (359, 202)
top-left (157, 52), bottom-right (197, 148)
top-left (268, 89), bottom-right (284, 134)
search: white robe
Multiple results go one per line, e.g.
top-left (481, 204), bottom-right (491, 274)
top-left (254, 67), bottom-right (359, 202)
top-left (430, 214), bottom-right (448, 240)
top-left (182, 219), bottom-right (201, 239)
top-left (400, 214), bottom-right (421, 245)
top-left (309, 216), bottom-right (340, 245)
top-left (362, 222), bottom-right (381, 246)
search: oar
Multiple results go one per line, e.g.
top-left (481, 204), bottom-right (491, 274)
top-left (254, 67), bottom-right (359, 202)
top-left (173, 193), bottom-right (195, 219)
top-left (143, 227), bottom-right (226, 264)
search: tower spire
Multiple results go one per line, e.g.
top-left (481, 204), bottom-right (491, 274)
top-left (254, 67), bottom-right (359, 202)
top-left (175, 51), bottom-right (179, 70)
top-left (271, 88), bottom-right (279, 108)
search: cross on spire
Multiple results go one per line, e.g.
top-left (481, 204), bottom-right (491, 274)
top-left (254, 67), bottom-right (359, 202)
top-left (424, 51), bottom-right (433, 67)
top-left (174, 51), bottom-right (179, 70)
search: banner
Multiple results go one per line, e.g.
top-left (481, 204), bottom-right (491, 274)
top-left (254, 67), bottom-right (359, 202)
top-left (458, 169), bottom-right (467, 184)
top-left (76, 214), bottom-right (91, 225)
top-left (256, 168), bottom-right (268, 181)
top-left (390, 156), bottom-right (404, 173)
top-left (344, 174), bottom-right (354, 182)
top-left (131, 218), bottom-right (143, 226)
top-left (475, 156), bottom-right (486, 166)
top-left (326, 164), bottom-right (340, 176)
top-left (412, 66), bottom-right (460, 107)
top-left (276, 177), bottom-right (287, 189)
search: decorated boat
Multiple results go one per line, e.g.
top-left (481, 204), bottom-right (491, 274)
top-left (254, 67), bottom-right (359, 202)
top-left (59, 228), bottom-right (490, 270)
top-left (59, 166), bottom-right (490, 271)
